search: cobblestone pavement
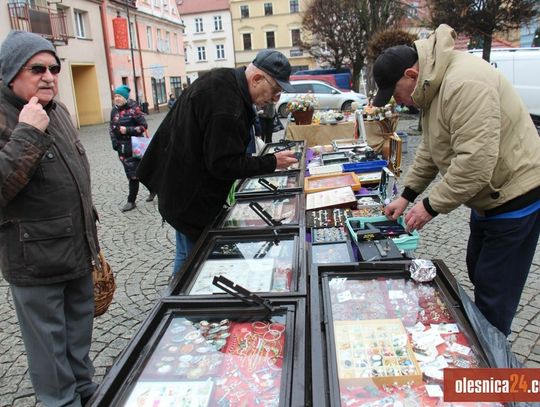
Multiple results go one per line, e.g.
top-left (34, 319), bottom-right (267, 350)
top-left (0, 112), bottom-right (539, 406)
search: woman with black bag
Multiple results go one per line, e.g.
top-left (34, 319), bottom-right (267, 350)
top-left (109, 85), bottom-right (154, 212)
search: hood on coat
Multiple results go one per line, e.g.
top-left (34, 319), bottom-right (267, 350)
top-left (411, 24), bottom-right (457, 109)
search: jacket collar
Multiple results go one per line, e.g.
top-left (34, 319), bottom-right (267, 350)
top-left (235, 67), bottom-right (256, 121)
top-left (412, 24), bottom-right (456, 109)
top-left (0, 85), bottom-right (56, 114)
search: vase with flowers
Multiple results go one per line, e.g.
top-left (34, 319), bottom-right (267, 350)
top-left (287, 93), bottom-right (318, 125)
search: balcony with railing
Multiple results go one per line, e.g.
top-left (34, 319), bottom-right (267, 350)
top-left (7, 2), bottom-right (70, 45)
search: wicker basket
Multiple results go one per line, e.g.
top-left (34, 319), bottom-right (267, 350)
top-left (93, 250), bottom-right (116, 317)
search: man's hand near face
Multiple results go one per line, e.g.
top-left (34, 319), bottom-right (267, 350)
top-left (19, 96), bottom-right (49, 132)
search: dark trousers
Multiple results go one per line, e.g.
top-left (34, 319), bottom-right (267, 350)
top-left (128, 178), bottom-right (139, 203)
top-left (466, 209), bottom-right (540, 336)
top-left (11, 274), bottom-right (97, 407)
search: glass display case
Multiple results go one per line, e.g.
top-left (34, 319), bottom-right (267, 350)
top-left (310, 261), bottom-right (501, 407)
top-left (260, 140), bottom-right (305, 172)
top-left (88, 298), bottom-right (306, 407)
top-left (235, 171), bottom-right (303, 198)
top-left (169, 230), bottom-right (306, 297)
top-left (216, 194), bottom-right (304, 231)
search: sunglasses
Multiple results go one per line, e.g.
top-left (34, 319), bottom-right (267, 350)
top-left (24, 64), bottom-right (61, 75)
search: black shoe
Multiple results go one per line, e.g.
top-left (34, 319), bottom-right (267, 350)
top-left (121, 202), bottom-right (136, 212)
top-left (146, 193), bottom-right (156, 202)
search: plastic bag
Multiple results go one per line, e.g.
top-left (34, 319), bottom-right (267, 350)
top-left (131, 136), bottom-right (151, 159)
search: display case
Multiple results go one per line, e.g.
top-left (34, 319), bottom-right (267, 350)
top-left (215, 193), bottom-right (304, 231)
top-left (168, 230), bottom-right (307, 298)
top-left (260, 140), bottom-right (306, 172)
top-left (304, 173), bottom-right (361, 194)
top-left (235, 171), bottom-right (303, 198)
top-left (310, 261), bottom-right (500, 407)
top-left (321, 152), bottom-right (349, 166)
top-left (88, 298), bottom-right (307, 407)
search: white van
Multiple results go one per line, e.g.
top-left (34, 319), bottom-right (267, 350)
top-left (470, 48), bottom-right (540, 123)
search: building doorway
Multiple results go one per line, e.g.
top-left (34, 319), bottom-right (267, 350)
top-left (71, 64), bottom-right (102, 126)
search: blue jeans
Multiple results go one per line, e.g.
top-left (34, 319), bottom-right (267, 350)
top-left (466, 208), bottom-right (540, 336)
top-left (173, 229), bottom-right (195, 275)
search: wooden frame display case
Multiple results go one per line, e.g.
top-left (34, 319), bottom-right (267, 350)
top-left (215, 193), bottom-right (305, 231)
top-left (260, 140), bottom-right (306, 173)
top-left (235, 170), bottom-right (303, 198)
top-left (310, 261), bottom-right (498, 407)
top-left (87, 298), bottom-right (307, 407)
top-left (168, 230), bottom-right (307, 298)
top-left (304, 172), bottom-right (361, 194)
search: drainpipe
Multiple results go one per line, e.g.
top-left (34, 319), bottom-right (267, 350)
top-left (134, 15), bottom-right (148, 104)
top-left (99, 0), bottom-right (115, 100)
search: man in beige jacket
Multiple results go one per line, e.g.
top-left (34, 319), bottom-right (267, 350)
top-left (375, 24), bottom-right (540, 336)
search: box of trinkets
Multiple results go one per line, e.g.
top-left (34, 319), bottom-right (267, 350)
top-left (333, 319), bottom-right (423, 386)
top-left (346, 215), bottom-right (420, 251)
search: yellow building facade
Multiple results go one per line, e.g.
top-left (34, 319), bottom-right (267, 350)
top-left (230, 0), bottom-right (315, 72)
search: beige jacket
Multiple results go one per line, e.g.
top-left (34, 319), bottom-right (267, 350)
top-left (404, 24), bottom-right (540, 214)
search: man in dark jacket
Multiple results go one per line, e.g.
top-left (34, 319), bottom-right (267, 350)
top-left (138, 50), bottom-right (298, 275)
top-left (0, 31), bottom-right (99, 406)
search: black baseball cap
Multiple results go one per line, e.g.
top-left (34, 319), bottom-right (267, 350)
top-left (373, 45), bottom-right (418, 107)
top-left (253, 49), bottom-right (295, 93)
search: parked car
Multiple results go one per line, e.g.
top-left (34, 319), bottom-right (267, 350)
top-left (276, 80), bottom-right (368, 118)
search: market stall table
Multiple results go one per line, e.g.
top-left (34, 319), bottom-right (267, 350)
top-left (286, 121), bottom-right (355, 147)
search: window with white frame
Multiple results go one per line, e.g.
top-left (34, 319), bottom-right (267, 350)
top-left (240, 5), bottom-right (249, 18)
top-left (216, 44), bottom-right (225, 59)
top-left (289, 0), bottom-right (299, 13)
top-left (197, 46), bottom-right (206, 61)
top-left (184, 47), bottom-right (188, 63)
top-left (173, 33), bottom-right (178, 53)
top-left (264, 2), bottom-right (273, 16)
top-left (195, 17), bottom-right (204, 33)
top-left (146, 26), bottom-right (153, 49)
top-left (129, 22), bottom-right (138, 48)
top-left (213, 15), bottom-right (222, 31)
top-left (74, 10), bottom-right (86, 38)
top-left (156, 28), bottom-right (162, 51)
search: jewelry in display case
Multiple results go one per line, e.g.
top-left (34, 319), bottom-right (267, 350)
top-left (315, 269), bottom-right (501, 407)
top-left (222, 195), bottom-right (299, 228)
top-left (306, 208), bottom-right (353, 228)
top-left (125, 315), bottom-right (288, 407)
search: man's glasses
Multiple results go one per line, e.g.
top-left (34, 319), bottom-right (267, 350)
top-left (24, 64), bottom-right (61, 75)
top-left (262, 75), bottom-right (282, 96)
